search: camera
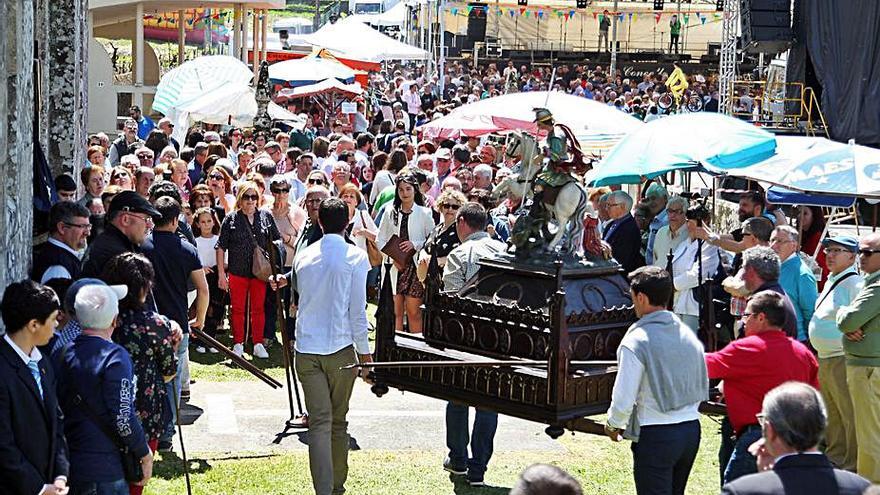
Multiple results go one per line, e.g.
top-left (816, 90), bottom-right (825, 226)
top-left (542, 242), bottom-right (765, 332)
top-left (685, 198), bottom-right (711, 226)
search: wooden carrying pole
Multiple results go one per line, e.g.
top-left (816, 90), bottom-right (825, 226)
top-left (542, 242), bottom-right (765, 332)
top-left (191, 328), bottom-right (283, 388)
top-left (342, 359), bottom-right (618, 369)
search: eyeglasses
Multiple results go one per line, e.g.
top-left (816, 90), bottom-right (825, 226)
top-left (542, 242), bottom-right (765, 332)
top-left (824, 247), bottom-right (851, 255)
top-left (606, 202), bottom-right (622, 208)
top-left (125, 212), bottom-right (154, 225)
top-left (63, 221), bottom-right (92, 230)
top-left (441, 204), bottom-right (461, 210)
top-left (741, 312), bottom-right (753, 318)
top-left (858, 249), bottom-right (880, 256)
top-left (271, 188), bottom-right (290, 194)
top-left (756, 413), bottom-right (767, 427)
top-left (242, 194), bottom-right (259, 201)
top-left (667, 208), bottom-right (684, 215)
top-left (305, 198), bottom-right (324, 204)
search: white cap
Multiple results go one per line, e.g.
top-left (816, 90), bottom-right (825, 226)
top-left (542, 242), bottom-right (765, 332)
top-left (75, 285), bottom-right (120, 330)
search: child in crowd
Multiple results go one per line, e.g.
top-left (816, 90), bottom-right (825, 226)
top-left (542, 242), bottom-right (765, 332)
top-left (192, 206), bottom-right (225, 353)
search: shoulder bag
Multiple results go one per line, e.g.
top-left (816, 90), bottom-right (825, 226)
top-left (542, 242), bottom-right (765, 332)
top-left (360, 210), bottom-right (383, 267)
top-left (247, 211), bottom-right (273, 281)
top-left (61, 345), bottom-right (144, 482)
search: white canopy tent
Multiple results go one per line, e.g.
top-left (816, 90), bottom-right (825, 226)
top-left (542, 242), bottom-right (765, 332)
top-left (301, 16), bottom-right (427, 62)
top-left (166, 83), bottom-right (304, 142)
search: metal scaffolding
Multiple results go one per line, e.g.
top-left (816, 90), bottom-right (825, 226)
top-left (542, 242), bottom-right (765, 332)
top-left (718, 0), bottom-right (739, 115)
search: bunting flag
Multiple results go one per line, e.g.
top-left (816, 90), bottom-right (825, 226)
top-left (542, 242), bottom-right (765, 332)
top-left (564, 12), bottom-right (570, 20)
top-left (632, 12), bottom-right (637, 22)
top-left (451, 7), bottom-right (458, 14)
top-left (597, 13), bottom-right (603, 22)
top-left (569, 10), bottom-right (575, 18)
top-left (509, 9), bottom-right (515, 17)
top-left (466, 5), bottom-right (473, 14)
top-left (654, 12), bottom-right (662, 23)
top-left (537, 10), bottom-right (543, 18)
top-left (683, 13), bottom-right (690, 24)
top-left (700, 13), bottom-right (707, 24)
top-left (524, 10), bottom-right (530, 17)
top-left (520, 7), bottom-right (526, 15)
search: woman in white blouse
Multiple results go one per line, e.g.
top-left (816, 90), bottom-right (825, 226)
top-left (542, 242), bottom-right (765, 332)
top-left (340, 183), bottom-right (378, 254)
top-left (377, 174), bottom-right (435, 333)
top-left (669, 204), bottom-right (721, 332)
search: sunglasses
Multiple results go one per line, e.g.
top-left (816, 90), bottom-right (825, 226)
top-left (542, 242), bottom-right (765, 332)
top-left (271, 188), bottom-right (290, 194)
top-left (242, 194), bottom-right (259, 201)
top-left (858, 249), bottom-right (880, 256)
top-left (441, 204), bottom-right (461, 210)
top-left (209, 174), bottom-right (224, 180)
top-left (308, 179), bottom-right (325, 185)
top-left (137, 154), bottom-right (152, 159)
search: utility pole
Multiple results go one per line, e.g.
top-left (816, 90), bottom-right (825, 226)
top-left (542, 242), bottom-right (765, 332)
top-left (609, 0), bottom-right (619, 76)
top-left (314, 0), bottom-right (321, 32)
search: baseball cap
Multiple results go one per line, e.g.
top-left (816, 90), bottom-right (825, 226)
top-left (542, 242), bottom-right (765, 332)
top-left (822, 235), bottom-right (858, 252)
top-left (434, 148), bottom-right (452, 160)
top-left (108, 190), bottom-right (162, 219)
top-left (64, 278), bottom-right (128, 315)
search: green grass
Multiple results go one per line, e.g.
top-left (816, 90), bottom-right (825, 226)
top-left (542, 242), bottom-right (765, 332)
top-left (175, 303), bottom-right (723, 494)
top-left (146, 416), bottom-right (723, 494)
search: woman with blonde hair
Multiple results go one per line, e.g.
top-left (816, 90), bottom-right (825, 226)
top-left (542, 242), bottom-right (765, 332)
top-left (216, 181), bottom-right (281, 358)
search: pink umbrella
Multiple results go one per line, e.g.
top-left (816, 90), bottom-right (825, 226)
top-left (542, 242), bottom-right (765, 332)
top-left (417, 91), bottom-right (642, 154)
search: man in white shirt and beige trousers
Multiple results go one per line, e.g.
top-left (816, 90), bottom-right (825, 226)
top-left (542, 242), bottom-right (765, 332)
top-left (604, 265), bottom-right (709, 495)
top-left (284, 197), bottom-right (373, 495)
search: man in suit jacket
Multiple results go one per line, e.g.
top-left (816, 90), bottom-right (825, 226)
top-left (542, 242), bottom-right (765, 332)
top-left (0, 280), bottom-right (69, 495)
top-left (602, 190), bottom-right (645, 274)
top-left (721, 382), bottom-right (870, 495)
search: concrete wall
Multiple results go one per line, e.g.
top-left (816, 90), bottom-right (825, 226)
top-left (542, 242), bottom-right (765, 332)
top-left (0, 0), bottom-right (37, 307)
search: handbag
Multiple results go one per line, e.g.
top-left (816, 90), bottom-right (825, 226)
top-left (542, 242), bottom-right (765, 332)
top-left (360, 211), bottom-right (382, 267)
top-left (247, 212), bottom-right (273, 281)
top-left (61, 345), bottom-right (144, 482)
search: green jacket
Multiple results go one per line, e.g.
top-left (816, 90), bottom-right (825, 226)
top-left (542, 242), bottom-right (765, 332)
top-left (837, 270), bottom-right (880, 367)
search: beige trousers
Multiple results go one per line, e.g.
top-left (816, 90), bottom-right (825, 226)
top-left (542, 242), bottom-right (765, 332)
top-left (846, 364), bottom-right (880, 483)
top-left (296, 346), bottom-right (358, 495)
top-left (818, 356), bottom-right (857, 471)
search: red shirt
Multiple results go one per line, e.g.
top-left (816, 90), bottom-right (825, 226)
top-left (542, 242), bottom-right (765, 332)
top-left (705, 330), bottom-right (818, 434)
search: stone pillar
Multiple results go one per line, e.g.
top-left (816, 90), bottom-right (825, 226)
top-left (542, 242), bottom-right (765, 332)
top-left (0, 0), bottom-right (37, 311)
top-left (45, 0), bottom-right (89, 178)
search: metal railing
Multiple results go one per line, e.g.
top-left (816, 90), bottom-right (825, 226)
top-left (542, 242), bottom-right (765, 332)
top-left (727, 80), bottom-right (830, 138)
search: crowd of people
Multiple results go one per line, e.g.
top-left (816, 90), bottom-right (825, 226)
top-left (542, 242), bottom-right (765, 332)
top-left (0, 57), bottom-right (875, 495)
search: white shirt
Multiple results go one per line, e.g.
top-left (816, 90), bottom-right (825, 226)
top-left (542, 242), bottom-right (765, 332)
top-left (607, 345), bottom-right (701, 430)
top-left (283, 173), bottom-right (308, 203)
top-left (3, 334), bottom-right (41, 366)
top-left (294, 234), bottom-right (371, 355)
top-left (671, 237), bottom-right (720, 317)
top-left (349, 210), bottom-right (379, 254)
top-left (40, 237), bottom-right (83, 283)
top-left (195, 235), bottom-right (220, 267)
top-left (403, 90), bottom-right (421, 114)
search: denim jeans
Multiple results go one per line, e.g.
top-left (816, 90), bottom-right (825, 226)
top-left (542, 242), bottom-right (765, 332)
top-left (161, 333), bottom-right (189, 443)
top-left (723, 424), bottom-right (761, 485)
top-left (69, 479), bottom-right (128, 495)
top-left (631, 420), bottom-right (701, 495)
top-left (445, 402), bottom-right (498, 478)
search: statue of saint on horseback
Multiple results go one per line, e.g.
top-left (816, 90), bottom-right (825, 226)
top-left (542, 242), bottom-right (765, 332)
top-left (492, 108), bottom-right (594, 259)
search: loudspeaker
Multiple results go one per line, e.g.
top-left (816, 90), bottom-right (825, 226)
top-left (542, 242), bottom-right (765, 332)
top-left (740, 0), bottom-right (792, 54)
top-left (576, 0), bottom-right (587, 8)
top-left (467, 3), bottom-right (487, 42)
top-left (653, 0), bottom-right (664, 10)
top-left (716, 0), bottom-right (724, 11)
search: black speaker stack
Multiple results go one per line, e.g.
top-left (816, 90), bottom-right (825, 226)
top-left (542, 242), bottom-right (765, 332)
top-left (740, 0), bottom-right (792, 54)
top-left (653, 0), bottom-right (664, 10)
top-left (466, 2), bottom-right (488, 42)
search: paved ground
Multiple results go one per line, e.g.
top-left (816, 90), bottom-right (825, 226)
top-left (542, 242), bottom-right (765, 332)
top-left (174, 379), bottom-right (565, 455)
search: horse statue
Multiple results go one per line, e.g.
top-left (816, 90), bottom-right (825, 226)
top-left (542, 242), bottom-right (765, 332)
top-left (492, 131), bottom-right (593, 257)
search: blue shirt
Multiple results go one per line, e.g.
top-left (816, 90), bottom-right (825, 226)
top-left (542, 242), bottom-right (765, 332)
top-left (136, 115), bottom-right (155, 140)
top-left (142, 231), bottom-right (202, 332)
top-left (779, 254), bottom-right (819, 342)
top-left (55, 335), bottom-right (149, 483)
top-left (645, 208), bottom-right (669, 265)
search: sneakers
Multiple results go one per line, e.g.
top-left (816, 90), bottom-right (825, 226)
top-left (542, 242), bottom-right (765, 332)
top-left (232, 343), bottom-right (244, 357)
top-left (209, 347), bottom-right (219, 354)
top-left (442, 457), bottom-right (466, 476)
top-left (253, 343), bottom-right (269, 359)
top-left (157, 440), bottom-right (173, 452)
top-left (180, 390), bottom-right (191, 402)
top-left (195, 346), bottom-right (206, 354)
